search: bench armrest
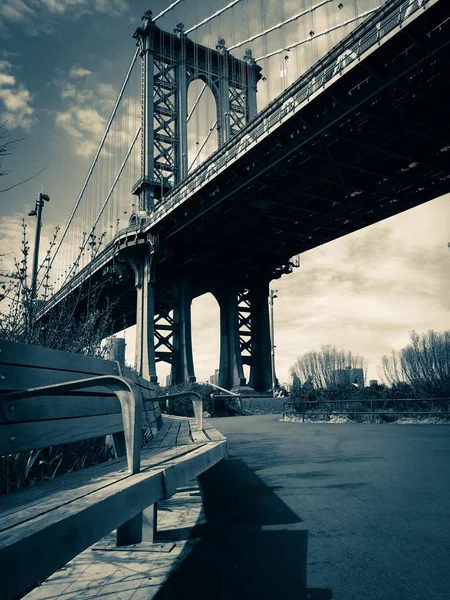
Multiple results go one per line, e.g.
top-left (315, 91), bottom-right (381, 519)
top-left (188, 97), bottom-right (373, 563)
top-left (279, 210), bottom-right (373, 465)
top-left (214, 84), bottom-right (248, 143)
top-left (156, 392), bottom-right (203, 430)
top-left (2, 376), bottom-right (143, 474)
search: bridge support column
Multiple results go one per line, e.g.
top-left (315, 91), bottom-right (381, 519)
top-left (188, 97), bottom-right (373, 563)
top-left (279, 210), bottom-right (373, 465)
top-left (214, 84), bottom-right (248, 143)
top-left (171, 276), bottom-right (196, 385)
top-left (247, 280), bottom-right (272, 394)
top-left (132, 252), bottom-right (158, 383)
top-left (216, 288), bottom-right (246, 391)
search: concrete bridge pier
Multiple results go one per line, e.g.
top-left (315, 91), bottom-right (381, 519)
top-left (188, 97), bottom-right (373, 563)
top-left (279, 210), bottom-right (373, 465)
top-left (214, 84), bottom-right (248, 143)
top-left (216, 287), bottom-right (247, 392)
top-left (247, 280), bottom-right (273, 394)
top-left (170, 276), bottom-right (196, 385)
top-left (130, 250), bottom-right (158, 383)
top-left (214, 279), bottom-right (273, 395)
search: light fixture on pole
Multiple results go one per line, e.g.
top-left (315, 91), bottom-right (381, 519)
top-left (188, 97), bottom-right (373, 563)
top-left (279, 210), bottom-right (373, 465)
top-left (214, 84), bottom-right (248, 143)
top-left (28, 191), bottom-right (50, 326)
top-left (269, 289), bottom-right (278, 395)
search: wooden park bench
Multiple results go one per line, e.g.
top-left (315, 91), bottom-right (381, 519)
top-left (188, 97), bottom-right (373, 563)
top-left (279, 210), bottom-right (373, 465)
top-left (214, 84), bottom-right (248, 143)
top-left (0, 339), bottom-right (227, 600)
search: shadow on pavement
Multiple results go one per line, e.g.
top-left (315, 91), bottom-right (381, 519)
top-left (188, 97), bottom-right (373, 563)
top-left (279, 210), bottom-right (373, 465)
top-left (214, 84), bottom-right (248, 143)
top-left (154, 457), bottom-right (333, 600)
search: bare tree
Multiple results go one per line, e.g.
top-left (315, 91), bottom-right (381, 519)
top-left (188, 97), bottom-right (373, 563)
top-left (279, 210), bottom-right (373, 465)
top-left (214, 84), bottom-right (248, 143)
top-left (381, 330), bottom-right (450, 396)
top-left (0, 221), bottom-right (115, 356)
top-left (290, 345), bottom-right (367, 389)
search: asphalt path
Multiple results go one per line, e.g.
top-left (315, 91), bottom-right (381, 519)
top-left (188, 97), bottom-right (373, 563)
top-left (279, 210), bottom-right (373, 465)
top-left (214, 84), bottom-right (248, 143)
top-left (154, 416), bottom-right (450, 600)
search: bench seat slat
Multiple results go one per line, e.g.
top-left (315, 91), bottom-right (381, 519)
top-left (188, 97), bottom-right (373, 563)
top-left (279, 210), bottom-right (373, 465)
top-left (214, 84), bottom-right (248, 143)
top-left (159, 421), bottom-right (181, 447)
top-left (177, 421), bottom-right (192, 444)
top-left (190, 427), bottom-right (210, 443)
top-left (0, 444), bottom-right (208, 531)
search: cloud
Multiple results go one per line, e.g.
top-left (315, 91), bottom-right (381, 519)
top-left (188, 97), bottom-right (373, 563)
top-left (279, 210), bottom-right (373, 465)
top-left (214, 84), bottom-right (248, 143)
top-left (1, 0), bottom-right (130, 37)
top-left (53, 67), bottom-right (139, 159)
top-left (0, 60), bottom-right (35, 130)
top-left (53, 71), bottom-right (112, 159)
top-left (69, 65), bottom-right (92, 79)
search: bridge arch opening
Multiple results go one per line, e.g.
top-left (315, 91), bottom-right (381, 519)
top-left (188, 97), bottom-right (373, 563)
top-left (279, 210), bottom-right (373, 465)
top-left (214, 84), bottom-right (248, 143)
top-left (191, 292), bottom-right (220, 388)
top-left (187, 79), bottom-right (219, 173)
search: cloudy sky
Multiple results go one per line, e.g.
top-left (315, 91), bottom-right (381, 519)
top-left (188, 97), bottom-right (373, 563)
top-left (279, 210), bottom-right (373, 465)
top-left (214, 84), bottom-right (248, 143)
top-left (0, 0), bottom-right (448, 386)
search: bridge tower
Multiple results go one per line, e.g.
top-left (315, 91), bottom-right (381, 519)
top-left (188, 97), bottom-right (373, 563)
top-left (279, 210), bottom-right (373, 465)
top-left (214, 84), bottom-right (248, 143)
top-left (129, 10), bottom-right (274, 393)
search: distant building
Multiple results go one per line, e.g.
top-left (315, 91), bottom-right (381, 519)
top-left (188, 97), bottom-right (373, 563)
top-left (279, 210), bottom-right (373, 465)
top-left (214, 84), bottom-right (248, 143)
top-left (333, 367), bottom-right (364, 388)
top-left (209, 370), bottom-right (220, 385)
top-left (369, 379), bottom-right (378, 387)
top-left (165, 374), bottom-right (172, 387)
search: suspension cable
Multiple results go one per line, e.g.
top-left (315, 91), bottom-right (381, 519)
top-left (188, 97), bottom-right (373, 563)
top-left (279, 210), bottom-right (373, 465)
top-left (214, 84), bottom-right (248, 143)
top-left (62, 127), bottom-right (142, 286)
top-left (152, 0), bottom-right (184, 22)
top-left (255, 8), bottom-right (380, 62)
top-left (186, 0), bottom-right (242, 34)
top-left (40, 49), bottom-right (139, 290)
top-left (229, 0), bottom-right (335, 51)
top-left (187, 83), bottom-right (207, 122)
top-left (190, 121), bottom-right (217, 170)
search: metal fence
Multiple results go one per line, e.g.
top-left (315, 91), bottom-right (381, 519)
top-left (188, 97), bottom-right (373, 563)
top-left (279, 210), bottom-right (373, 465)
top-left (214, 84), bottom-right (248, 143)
top-left (282, 398), bottom-right (450, 422)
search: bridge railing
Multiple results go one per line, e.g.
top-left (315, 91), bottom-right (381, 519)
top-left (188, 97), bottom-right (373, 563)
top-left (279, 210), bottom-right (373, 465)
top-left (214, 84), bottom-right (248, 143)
top-left (146, 0), bottom-right (430, 229)
top-left (37, 222), bottom-right (144, 319)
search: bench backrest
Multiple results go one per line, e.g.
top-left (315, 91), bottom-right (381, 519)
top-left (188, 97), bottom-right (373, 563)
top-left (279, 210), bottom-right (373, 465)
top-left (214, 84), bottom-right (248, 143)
top-left (0, 339), bottom-right (161, 456)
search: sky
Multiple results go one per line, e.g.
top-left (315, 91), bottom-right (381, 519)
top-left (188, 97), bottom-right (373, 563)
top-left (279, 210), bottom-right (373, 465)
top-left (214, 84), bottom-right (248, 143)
top-left (0, 0), bottom-right (449, 387)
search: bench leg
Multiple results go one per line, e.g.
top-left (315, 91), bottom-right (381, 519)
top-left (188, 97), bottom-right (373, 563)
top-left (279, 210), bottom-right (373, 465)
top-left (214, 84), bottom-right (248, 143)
top-left (142, 502), bottom-right (158, 542)
top-left (116, 512), bottom-right (143, 546)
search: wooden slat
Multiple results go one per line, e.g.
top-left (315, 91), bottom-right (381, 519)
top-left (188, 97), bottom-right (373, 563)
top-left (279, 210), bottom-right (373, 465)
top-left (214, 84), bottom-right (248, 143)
top-left (1, 396), bottom-right (159, 424)
top-left (190, 427), bottom-right (210, 443)
top-left (162, 440), bottom-right (228, 497)
top-left (0, 445), bottom-right (199, 522)
top-left (203, 427), bottom-right (227, 442)
top-left (159, 421), bottom-right (181, 447)
top-left (144, 421), bottom-right (172, 448)
top-left (0, 414), bottom-right (124, 455)
top-left (0, 364), bottom-right (121, 394)
top-left (177, 421), bottom-right (192, 444)
top-left (0, 340), bottom-right (118, 375)
top-left (1, 394), bottom-right (120, 422)
top-left (0, 404), bottom-right (159, 455)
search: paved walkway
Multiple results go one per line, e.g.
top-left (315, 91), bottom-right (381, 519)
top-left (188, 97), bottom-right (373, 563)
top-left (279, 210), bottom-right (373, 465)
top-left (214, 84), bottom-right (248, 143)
top-left (27, 416), bottom-right (450, 599)
top-left (26, 482), bottom-right (206, 599)
top-left (155, 416), bottom-right (450, 600)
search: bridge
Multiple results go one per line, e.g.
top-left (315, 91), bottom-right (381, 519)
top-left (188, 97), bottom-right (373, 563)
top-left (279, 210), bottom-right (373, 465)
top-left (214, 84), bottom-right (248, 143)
top-left (36, 0), bottom-right (450, 394)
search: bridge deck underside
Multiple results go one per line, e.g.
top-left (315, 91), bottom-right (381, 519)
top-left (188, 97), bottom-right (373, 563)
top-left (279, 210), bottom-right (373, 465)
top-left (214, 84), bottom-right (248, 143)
top-left (156, 1), bottom-right (450, 288)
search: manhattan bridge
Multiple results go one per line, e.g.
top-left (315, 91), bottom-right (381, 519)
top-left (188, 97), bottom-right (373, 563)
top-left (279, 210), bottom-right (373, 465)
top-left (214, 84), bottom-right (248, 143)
top-left (35, 0), bottom-right (450, 394)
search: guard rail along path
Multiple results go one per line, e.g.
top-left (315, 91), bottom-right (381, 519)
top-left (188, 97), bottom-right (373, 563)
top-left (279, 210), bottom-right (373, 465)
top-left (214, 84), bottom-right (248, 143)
top-left (0, 339), bottom-right (227, 600)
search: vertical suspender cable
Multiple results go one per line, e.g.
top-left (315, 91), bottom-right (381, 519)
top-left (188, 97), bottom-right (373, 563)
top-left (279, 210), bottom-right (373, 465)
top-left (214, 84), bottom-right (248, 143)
top-left (39, 48), bottom-right (139, 291)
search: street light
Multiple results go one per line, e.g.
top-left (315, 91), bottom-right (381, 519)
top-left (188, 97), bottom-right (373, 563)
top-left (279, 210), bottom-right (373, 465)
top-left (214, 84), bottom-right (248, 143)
top-left (270, 288), bottom-right (278, 396)
top-left (28, 192), bottom-right (50, 324)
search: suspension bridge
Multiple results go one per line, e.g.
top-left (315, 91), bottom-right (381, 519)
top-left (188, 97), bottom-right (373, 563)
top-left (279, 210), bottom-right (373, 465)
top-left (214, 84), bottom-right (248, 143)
top-left (36, 0), bottom-right (450, 394)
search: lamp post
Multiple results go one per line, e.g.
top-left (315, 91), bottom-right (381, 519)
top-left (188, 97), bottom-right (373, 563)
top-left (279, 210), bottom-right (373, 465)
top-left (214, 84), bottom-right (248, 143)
top-left (28, 192), bottom-right (50, 328)
top-left (269, 288), bottom-right (278, 395)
